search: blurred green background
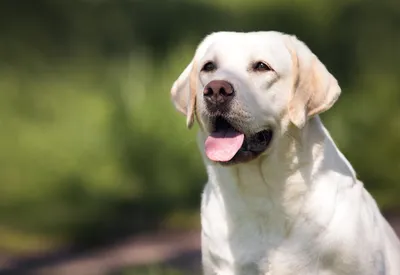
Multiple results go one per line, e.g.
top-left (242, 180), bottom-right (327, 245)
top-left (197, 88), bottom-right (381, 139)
top-left (0, 0), bottom-right (399, 273)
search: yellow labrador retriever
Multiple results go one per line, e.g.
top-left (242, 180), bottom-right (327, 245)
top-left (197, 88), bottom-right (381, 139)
top-left (170, 31), bottom-right (400, 275)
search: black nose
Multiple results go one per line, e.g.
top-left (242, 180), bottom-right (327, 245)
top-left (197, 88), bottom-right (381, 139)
top-left (203, 80), bottom-right (234, 110)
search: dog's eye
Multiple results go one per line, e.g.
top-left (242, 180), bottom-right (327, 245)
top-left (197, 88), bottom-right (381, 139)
top-left (253, 61), bottom-right (272, 72)
top-left (201, 62), bottom-right (217, 72)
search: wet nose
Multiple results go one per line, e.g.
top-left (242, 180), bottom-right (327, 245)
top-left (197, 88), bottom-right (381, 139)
top-left (203, 80), bottom-right (234, 107)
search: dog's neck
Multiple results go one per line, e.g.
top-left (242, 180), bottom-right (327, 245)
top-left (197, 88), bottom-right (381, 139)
top-left (198, 116), bottom-right (357, 232)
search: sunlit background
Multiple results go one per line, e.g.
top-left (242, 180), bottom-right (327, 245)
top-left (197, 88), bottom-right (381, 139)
top-left (0, 0), bottom-right (399, 274)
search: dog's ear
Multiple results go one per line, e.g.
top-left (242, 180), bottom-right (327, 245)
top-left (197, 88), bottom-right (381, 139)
top-left (171, 33), bottom-right (219, 129)
top-left (285, 35), bottom-right (341, 128)
top-left (171, 60), bottom-right (198, 129)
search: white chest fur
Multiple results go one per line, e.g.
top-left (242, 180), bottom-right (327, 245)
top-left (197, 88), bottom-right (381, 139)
top-left (200, 162), bottom-right (363, 275)
top-left (201, 165), bottom-right (286, 274)
top-left (202, 164), bottom-right (285, 275)
top-left (200, 159), bottom-right (319, 275)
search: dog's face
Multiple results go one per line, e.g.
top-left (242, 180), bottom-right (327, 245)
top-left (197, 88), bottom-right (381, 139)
top-left (171, 31), bottom-right (340, 165)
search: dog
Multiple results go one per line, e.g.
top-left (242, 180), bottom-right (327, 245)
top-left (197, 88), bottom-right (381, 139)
top-left (170, 31), bottom-right (400, 275)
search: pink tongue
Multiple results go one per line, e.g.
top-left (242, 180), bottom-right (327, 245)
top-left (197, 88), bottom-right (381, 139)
top-left (205, 129), bottom-right (245, 162)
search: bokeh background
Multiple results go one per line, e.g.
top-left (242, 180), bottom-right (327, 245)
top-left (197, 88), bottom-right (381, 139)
top-left (0, 0), bottom-right (399, 274)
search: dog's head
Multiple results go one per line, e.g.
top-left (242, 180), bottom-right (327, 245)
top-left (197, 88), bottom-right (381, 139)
top-left (171, 31), bottom-right (341, 165)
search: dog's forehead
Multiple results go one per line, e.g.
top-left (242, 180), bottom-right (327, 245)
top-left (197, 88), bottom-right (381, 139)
top-left (196, 32), bottom-right (291, 70)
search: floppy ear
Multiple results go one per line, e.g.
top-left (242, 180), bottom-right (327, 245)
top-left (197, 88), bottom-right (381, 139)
top-left (285, 35), bottom-right (341, 128)
top-left (171, 60), bottom-right (198, 129)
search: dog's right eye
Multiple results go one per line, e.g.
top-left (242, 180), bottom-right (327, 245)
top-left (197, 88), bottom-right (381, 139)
top-left (201, 62), bottom-right (217, 72)
top-left (253, 61), bottom-right (273, 72)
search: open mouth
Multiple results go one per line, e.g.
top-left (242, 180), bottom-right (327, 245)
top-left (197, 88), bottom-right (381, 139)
top-left (204, 116), bottom-right (273, 165)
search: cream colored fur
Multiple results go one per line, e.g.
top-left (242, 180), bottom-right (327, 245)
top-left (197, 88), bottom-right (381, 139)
top-left (171, 31), bottom-right (400, 275)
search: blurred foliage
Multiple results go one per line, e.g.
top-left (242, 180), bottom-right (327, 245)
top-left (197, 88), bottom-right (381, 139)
top-left (0, 0), bottom-right (399, 254)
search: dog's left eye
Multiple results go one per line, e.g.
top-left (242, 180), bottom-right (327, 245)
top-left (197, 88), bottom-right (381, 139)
top-left (253, 61), bottom-right (272, 72)
top-left (201, 61), bottom-right (217, 72)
